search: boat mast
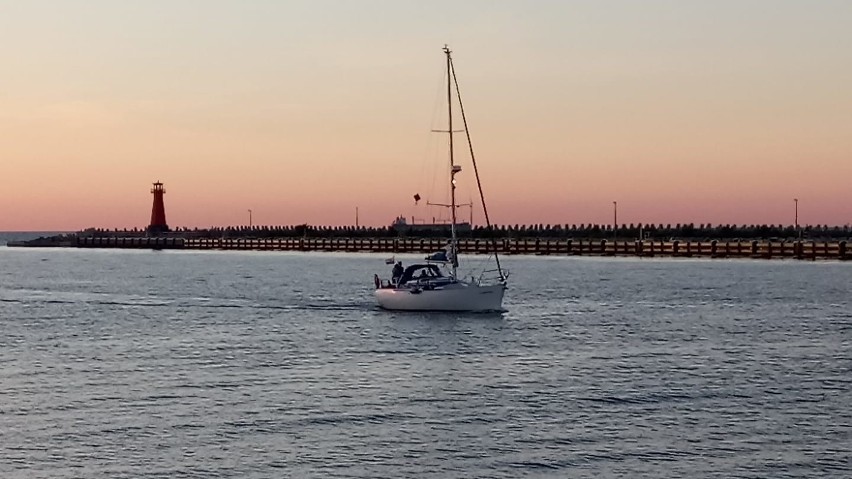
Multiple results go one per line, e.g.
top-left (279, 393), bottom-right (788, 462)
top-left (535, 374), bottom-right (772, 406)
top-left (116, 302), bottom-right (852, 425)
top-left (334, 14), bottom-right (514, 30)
top-left (449, 47), bottom-right (506, 282)
top-left (445, 45), bottom-right (459, 278)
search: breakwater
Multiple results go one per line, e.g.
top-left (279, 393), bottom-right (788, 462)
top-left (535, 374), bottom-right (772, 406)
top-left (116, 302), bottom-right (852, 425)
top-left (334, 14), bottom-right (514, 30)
top-left (11, 235), bottom-right (849, 260)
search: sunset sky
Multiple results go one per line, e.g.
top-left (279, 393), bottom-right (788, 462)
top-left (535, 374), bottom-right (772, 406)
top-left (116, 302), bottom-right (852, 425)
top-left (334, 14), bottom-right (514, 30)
top-left (2, 1), bottom-right (850, 230)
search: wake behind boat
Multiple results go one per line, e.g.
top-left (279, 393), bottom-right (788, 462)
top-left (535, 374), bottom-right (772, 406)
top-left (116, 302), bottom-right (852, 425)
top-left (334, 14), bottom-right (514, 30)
top-left (373, 46), bottom-right (507, 312)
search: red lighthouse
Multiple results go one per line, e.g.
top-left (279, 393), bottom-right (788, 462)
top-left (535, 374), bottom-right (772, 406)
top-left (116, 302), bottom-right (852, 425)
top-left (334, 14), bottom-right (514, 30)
top-left (148, 181), bottom-right (169, 234)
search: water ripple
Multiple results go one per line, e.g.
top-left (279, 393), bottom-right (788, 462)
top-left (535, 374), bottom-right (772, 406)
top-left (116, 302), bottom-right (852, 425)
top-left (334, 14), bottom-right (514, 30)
top-left (0, 251), bottom-right (850, 478)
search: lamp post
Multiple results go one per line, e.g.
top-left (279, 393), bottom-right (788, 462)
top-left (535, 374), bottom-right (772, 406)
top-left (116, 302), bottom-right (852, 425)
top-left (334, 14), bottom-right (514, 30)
top-left (794, 198), bottom-right (799, 239)
top-left (613, 201), bottom-right (618, 240)
top-left (248, 209), bottom-right (253, 228)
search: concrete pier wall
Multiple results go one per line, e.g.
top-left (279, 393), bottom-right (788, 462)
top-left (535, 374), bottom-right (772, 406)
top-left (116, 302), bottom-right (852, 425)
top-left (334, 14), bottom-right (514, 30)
top-left (62, 236), bottom-right (851, 260)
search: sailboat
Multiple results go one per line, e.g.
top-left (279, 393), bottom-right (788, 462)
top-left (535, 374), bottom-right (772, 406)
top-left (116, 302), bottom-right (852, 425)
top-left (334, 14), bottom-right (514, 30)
top-left (373, 46), bottom-right (508, 312)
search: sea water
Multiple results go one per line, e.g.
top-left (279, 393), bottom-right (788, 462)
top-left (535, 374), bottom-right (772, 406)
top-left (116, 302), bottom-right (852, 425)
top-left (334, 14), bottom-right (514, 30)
top-left (1, 241), bottom-right (850, 478)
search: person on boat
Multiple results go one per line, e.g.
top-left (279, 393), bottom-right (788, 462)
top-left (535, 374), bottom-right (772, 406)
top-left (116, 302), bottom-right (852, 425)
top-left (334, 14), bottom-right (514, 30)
top-left (391, 261), bottom-right (404, 284)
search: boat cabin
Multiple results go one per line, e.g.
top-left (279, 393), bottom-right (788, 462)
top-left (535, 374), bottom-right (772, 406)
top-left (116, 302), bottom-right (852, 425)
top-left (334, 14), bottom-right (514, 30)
top-left (398, 264), bottom-right (444, 285)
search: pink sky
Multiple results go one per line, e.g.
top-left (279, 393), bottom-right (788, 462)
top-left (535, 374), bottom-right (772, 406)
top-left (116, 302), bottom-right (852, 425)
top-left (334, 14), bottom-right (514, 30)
top-left (1, 1), bottom-right (850, 230)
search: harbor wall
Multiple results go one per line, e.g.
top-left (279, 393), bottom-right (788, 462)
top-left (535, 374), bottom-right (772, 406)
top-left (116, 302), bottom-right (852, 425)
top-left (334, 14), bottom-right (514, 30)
top-left (54, 236), bottom-right (850, 260)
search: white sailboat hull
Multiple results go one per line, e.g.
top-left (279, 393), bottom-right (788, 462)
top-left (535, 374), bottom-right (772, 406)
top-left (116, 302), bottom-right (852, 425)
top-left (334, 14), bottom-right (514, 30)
top-left (375, 282), bottom-right (505, 312)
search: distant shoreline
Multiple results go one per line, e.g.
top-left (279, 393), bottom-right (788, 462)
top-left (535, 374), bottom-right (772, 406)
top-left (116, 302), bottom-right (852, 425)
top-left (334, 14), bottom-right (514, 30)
top-left (6, 221), bottom-right (848, 242)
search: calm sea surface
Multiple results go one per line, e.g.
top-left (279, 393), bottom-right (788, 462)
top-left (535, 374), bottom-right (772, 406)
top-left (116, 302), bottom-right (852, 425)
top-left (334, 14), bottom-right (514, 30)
top-left (1, 234), bottom-right (850, 478)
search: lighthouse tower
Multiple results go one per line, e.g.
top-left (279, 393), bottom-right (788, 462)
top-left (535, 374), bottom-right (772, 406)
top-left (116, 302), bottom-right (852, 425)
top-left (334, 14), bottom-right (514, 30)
top-left (148, 181), bottom-right (169, 234)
